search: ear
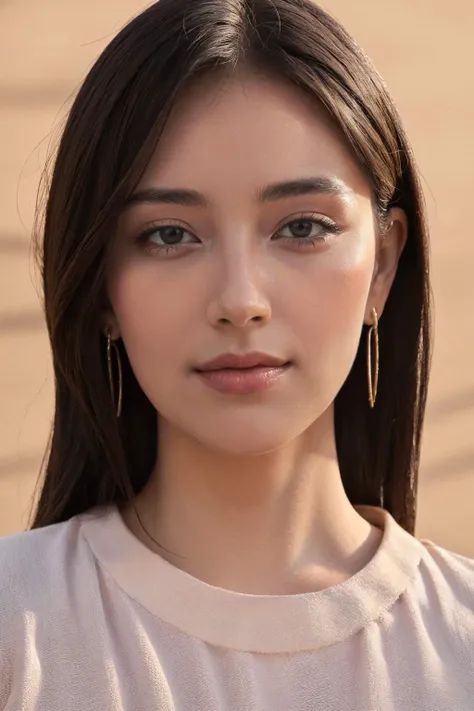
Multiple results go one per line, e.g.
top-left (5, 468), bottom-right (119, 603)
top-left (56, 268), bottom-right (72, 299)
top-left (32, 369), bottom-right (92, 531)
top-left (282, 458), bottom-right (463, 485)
top-left (365, 207), bottom-right (408, 324)
top-left (101, 308), bottom-right (121, 340)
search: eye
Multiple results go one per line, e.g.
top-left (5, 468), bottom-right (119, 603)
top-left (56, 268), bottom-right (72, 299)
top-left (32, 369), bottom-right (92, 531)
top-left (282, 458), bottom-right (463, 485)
top-left (135, 221), bottom-right (200, 255)
top-left (273, 214), bottom-right (341, 246)
top-left (144, 225), bottom-right (197, 246)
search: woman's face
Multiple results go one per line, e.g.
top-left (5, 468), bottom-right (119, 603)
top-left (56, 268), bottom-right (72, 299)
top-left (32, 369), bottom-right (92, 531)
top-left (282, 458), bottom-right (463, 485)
top-left (108, 72), bottom-right (405, 454)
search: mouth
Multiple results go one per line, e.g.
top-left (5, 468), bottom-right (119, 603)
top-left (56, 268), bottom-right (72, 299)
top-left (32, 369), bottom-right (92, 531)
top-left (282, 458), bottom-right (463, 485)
top-left (193, 352), bottom-right (292, 395)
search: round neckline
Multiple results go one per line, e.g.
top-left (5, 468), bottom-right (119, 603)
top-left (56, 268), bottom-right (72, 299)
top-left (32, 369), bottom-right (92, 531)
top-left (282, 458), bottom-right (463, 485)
top-left (81, 503), bottom-right (423, 653)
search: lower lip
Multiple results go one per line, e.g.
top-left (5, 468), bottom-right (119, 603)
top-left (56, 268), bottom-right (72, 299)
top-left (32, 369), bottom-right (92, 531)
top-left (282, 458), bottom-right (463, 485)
top-left (195, 365), bottom-right (290, 395)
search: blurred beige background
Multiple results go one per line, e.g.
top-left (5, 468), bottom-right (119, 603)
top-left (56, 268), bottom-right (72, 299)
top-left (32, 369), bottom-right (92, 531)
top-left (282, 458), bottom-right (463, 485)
top-left (0, 1), bottom-right (473, 550)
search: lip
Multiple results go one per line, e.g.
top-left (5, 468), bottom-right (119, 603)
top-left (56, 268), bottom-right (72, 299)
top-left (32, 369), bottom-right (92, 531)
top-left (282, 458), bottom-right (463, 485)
top-left (193, 352), bottom-right (292, 395)
top-left (195, 351), bottom-right (289, 372)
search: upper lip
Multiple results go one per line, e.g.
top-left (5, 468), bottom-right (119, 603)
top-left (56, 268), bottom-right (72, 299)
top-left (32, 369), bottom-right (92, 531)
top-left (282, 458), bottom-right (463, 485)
top-left (195, 351), bottom-right (290, 371)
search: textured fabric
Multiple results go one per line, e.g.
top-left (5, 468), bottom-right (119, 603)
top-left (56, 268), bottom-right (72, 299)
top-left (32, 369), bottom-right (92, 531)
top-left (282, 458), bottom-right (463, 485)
top-left (1, 503), bottom-right (474, 710)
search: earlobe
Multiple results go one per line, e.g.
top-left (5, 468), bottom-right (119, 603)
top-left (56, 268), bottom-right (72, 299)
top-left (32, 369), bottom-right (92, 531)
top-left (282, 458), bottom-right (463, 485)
top-left (364, 303), bottom-right (379, 327)
top-left (105, 325), bottom-right (121, 341)
top-left (101, 310), bottom-right (120, 341)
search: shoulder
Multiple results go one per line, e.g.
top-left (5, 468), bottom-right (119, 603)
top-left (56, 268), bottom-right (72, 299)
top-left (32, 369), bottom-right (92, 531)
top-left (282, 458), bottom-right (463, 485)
top-left (415, 537), bottom-right (474, 643)
top-left (419, 537), bottom-right (474, 597)
top-left (0, 512), bottom-right (97, 706)
top-left (0, 513), bottom-right (85, 583)
top-left (0, 510), bottom-right (99, 644)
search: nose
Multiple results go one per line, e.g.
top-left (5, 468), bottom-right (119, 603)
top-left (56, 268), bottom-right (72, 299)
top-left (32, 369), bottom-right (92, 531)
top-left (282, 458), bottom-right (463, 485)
top-left (206, 249), bottom-right (272, 329)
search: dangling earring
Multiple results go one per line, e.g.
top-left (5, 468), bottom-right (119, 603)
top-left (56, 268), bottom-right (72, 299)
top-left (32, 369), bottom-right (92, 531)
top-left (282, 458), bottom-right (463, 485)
top-left (367, 307), bottom-right (379, 409)
top-left (107, 333), bottom-right (123, 417)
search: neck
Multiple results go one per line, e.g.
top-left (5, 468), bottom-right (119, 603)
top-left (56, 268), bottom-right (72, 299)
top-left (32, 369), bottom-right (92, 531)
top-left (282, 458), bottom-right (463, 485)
top-left (122, 409), bottom-right (382, 595)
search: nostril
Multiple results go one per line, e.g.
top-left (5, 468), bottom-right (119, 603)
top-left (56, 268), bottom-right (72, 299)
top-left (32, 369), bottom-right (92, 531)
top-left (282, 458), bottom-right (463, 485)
top-left (217, 315), bottom-right (264, 325)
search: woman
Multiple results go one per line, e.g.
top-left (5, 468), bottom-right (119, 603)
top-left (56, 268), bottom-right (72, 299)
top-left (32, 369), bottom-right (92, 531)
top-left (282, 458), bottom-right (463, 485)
top-left (1, 0), bottom-right (473, 708)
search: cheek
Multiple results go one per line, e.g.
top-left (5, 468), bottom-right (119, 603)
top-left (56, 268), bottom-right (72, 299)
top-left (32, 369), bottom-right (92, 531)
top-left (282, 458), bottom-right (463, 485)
top-left (285, 236), bottom-right (375, 361)
top-left (108, 262), bottom-right (192, 380)
top-left (326, 243), bottom-right (374, 325)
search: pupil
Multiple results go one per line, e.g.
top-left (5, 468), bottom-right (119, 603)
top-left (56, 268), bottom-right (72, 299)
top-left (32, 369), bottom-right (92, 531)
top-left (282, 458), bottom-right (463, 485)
top-left (161, 227), bottom-right (183, 244)
top-left (290, 221), bottom-right (312, 238)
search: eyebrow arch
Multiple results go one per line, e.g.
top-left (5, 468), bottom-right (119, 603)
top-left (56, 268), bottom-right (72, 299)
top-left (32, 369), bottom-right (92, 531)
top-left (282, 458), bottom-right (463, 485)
top-left (257, 176), bottom-right (353, 202)
top-left (125, 176), bottom-right (352, 208)
top-left (125, 188), bottom-right (209, 208)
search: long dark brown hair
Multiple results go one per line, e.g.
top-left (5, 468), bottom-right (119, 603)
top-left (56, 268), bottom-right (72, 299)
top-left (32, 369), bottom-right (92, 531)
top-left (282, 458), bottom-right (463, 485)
top-left (30, 0), bottom-right (431, 535)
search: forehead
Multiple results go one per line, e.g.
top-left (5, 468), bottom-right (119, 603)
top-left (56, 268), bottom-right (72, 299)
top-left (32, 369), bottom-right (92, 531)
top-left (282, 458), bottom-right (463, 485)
top-left (139, 71), bottom-right (371, 201)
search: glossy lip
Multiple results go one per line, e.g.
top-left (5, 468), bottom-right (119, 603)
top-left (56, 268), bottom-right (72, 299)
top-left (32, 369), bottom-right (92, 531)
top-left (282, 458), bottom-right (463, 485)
top-left (194, 351), bottom-right (290, 372)
top-left (193, 352), bottom-right (292, 395)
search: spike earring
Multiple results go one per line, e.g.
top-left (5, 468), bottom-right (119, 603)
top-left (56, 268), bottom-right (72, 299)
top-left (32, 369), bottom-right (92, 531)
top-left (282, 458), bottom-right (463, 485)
top-left (107, 333), bottom-right (123, 417)
top-left (367, 307), bottom-right (379, 409)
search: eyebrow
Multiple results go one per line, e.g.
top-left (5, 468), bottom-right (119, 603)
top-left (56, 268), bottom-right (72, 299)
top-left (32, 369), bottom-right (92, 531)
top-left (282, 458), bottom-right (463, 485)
top-left (257, 176), bottom-right (352, 202)
top-left (125, 187), bottom-right (209, 208)
top-left (125, 176), bottom-right (352, 208)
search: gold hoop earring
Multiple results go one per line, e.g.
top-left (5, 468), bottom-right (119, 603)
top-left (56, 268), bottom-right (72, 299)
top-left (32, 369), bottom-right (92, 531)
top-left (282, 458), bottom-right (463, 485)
top-left (107, 333), bottom-right (123, 418)
top-left (367, 307), bottom-right (379, 409)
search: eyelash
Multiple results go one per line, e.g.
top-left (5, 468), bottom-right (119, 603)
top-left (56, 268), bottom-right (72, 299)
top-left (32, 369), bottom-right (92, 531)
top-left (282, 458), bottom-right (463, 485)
top-left (135, 213), bottom-right (341, 255)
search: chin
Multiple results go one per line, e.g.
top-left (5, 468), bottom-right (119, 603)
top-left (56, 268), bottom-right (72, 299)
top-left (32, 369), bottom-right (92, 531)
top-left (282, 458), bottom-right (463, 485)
top-left (198, 434), bottom-right (289, 457)
top-left (158, 392), bottom-right (332, 456)
top-left (186, 415), bottom-right (308, 457)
